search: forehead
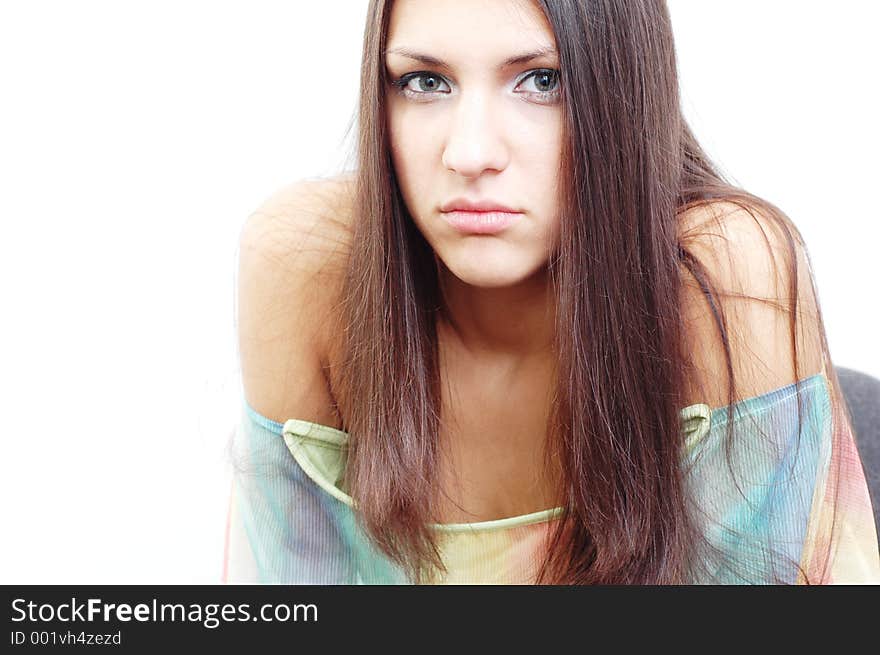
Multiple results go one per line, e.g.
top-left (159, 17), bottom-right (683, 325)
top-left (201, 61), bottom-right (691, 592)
top-left (385, 0), bottom-right (556, 68)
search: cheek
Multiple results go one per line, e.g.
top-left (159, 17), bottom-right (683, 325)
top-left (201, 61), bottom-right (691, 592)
top-left (512, 117), bottom-right (562, 196)
top-left (524, 127), bottom-right (563, 179)
top-left (521, 141), bottom-right (562, 224)
top-left (390, 143), bottom-right (440, 230)
top-left (388, 117), bottom-right (429, 195)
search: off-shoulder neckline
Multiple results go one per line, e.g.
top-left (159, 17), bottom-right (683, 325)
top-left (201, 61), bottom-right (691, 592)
top-left (243, 371), bottom-right (829, 534)
top-left (245, 371), bottom-right (828, 438)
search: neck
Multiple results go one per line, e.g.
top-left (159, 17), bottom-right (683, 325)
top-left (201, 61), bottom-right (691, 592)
top-left (436, 261), bottom-right (557, 361)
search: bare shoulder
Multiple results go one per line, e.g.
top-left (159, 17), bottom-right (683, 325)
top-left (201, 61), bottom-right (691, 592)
top-left (677, 200), bottom-right (825, 408)
top-left (238, 173), bottom-right (356, 259)
top-left (237, 173), bottom-right (356, 427)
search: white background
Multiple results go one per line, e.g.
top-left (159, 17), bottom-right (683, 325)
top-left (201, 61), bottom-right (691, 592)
top-left (1, 1), bottom-right (876, 583)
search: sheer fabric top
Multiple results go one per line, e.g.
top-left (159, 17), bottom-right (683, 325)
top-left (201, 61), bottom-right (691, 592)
top-left (222, 370), bottom-right (880, 584)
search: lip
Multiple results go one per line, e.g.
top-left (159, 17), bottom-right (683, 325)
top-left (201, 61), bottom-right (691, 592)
top-left (440, 198), bottom-right (519, 213)
top-left (440, 209), bottom-right (523, 235)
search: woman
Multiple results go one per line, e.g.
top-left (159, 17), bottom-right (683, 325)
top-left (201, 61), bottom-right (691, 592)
top-left (223, 0), bottom-right (880, 584)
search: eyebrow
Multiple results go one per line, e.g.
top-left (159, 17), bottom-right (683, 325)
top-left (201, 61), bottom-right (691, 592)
top-left (384, 46), bottom-right (558, 70)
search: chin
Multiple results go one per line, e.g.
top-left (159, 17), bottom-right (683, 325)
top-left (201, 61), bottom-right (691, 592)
top-left (442, 256), bottom-right (541, 289)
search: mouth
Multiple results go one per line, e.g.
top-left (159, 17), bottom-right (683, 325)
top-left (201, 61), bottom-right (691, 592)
top-left (440, 198), bottom-right (519, 213)
top-left (440, 209), bottom-right (523, 235)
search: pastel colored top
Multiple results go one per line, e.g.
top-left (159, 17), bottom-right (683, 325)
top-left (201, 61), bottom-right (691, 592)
top-left (222, 371), bottom-right (880, 584)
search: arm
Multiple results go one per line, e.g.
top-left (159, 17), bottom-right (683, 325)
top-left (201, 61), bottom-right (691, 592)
top-left (678, 201), bottom-right (880, 584)
top-left (236, 176), bottom-right (353, 427)
top-left (223, 403), bottom-right (357, 583)
top-left (223, 177), bottom-right (356, 583)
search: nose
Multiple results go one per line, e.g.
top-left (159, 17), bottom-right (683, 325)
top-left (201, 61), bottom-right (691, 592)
top-left (441, 90), bottom-right (509, 178)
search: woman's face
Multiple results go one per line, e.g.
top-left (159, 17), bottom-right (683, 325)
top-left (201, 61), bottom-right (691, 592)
top-left (385, 0), bottom-right (563, 289)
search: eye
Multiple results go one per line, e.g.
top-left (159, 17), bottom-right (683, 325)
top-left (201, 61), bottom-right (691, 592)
top-left (516, 69), bottom-right (560, 97)
top-left (390, 72), bottom-right (451, 98)
top-left (388, 68), bottom-right (562, 104)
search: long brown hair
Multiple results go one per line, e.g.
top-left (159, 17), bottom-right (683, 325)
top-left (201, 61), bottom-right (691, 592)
top-left (325, 0), bottom-right (851, 584)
